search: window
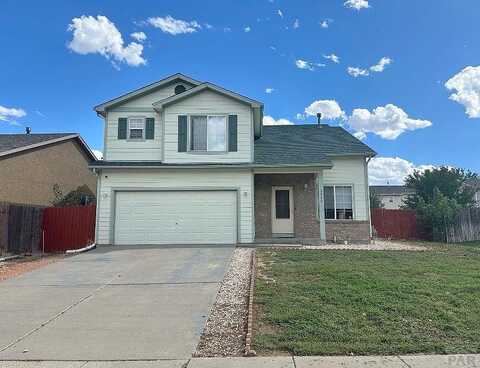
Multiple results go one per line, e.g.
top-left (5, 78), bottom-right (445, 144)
top-left (275, 190), bottom-right (290, 219)
top-left (128, 118), bottom-right (145, 140)
top-left (324, 185), bottom-right (353, 220)
top-left (190, 115), bottom-right (227, 152)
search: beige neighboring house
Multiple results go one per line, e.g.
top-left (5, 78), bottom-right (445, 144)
top-left (369, 185), bottom-right (416, 210)
top-left (0, 132), bottom-right (97, 206)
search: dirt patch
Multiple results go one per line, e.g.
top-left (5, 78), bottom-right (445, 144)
top-left (0, 255), bottom-right (64, 282)
top-left (195, 247), bottom-right (253, 357)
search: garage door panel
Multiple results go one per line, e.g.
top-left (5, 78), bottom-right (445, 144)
top-left (114, 191), bottom-right (237, 245)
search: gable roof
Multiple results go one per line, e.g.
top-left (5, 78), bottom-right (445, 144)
top-left (152, 82), bottom-right (263, 109)
top-left (254, 124), bottom-right (376, 166)
top-left (0, 133), bottom-right (97, 161)
top-left (94, 73), bottom-right (202, 116)
top-left (370, 185), bottom-right (416, 196)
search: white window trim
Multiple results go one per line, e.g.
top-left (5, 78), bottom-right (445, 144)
top-left (127, 117), bottom-right (146, 141)
top-left (188, 114), bottom-right (228, 153)
top-left (324, 184), bottom-right (355, 220)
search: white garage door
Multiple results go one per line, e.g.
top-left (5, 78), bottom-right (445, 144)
top-left (114, 190), bottom-right (237, 245)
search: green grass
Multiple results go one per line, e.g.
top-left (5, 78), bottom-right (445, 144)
top-left (253, 243), bottom-right (480, 356)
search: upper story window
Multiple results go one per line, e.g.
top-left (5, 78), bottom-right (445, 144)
top-left (128, 118), bottom-right (145, 140)
top-left (324, 185), bottom-right (353, 220)
top-left (190, 115), bottom-right (227, 152)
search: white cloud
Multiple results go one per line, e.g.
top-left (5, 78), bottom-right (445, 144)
top-left (0, 105), bottom-right (26, 123)
top-left (319, 20), bottom-right (330, 28)
top-left (92, 149), bottom-right (104, 160)
top-left (348, 57), bottom-right (392, 77)
top-left (296, 113), bottom-right (306, 120)
top-left (277, 9), bottom-right (284, 18)
top-left (293, 19), bottom-right (300, 29)
top-left (344, 0), bottom-right (370, 10)
top-left (369, 157), bottom-right (435, 185)
top-left (304, 100), bottom-right (346, 120)
top-left (244, 26), bottom-right (251, 32)
top-left (347, 104), bottom-right (432, 140)
top-left (147, 15), bottom-right (201, 35)
top-left (263, 115), bottom-right (294, 126)
top-left (204, 23), bottom-right (213, 29)
top-left (130, 31), bottom-right (147, 43)
top-left (223, 27), bottom-right (232, 33)
top-left (370, 57), bottom-right (392, 72)
top-left (324, 54), bottom-right (340, 63)
top-left (265, 88), bottom-right (274, 94)
top-left (445, 65), bottom-right (480, 118)
top-left (295, 59), bottom-right (324, 71)
top-left (68, 15), bottom-right (146, 67)
top-left (347, 66), bottom-right (369, 77)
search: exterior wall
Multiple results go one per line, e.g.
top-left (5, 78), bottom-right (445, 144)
top-left (379, 194), bottom-right (408, 209)
top-left (103, 81), bottom-right (195, 161)
top-left (325, 221), bottom-right (370, 243)
top-left (254, 174), bottom-right (320, 241)
top-left (0, 140), bottom-right (96, 206)
top-left (96, 168), bottom-right (254, 245)
top-left (322, 156), bottom-right (370, 243)
top-left (323, 157), bottom-right (369, 221)
top-left (163, 90), bottom-right (253, 164)
top-left (104, 110), bottom-right (162, 161)
top-left (119, 81), bottom-right (195, 108)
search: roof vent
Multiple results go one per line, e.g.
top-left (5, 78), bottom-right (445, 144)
top-left (174, 84), bottom-right (186, 95)
top-left (316, 113), bottom-right (322, 126)
top-left (25, 127), bottom-right (31, 134)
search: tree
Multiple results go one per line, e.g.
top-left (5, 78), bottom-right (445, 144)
top-left (403, 167), bottom-right (477, 240)
top-left (52, 184), bottom-right (96, 207)
top-left (370, 192), bottom-right (384, 209)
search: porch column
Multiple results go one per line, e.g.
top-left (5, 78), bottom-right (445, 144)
top-left (316, 171), bottom-right (326, 241)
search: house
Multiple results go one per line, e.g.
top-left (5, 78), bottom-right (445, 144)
top-left (90, 73), bottom-right (376, 245)
top-left (0, 132), bottom-right (97, 206)
top-left (369, 185), bottom-right (416, 210)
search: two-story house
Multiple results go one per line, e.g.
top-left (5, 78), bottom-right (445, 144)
top-left (91, 73), bottom-right (376, 246)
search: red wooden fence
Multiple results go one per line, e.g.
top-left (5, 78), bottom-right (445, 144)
top-left (42, 206), bottom-right (96, 252)
top-left (371, 208), bottom-right (419, 240)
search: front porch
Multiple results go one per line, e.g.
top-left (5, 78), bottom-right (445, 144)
top-left (253, 171), bottom-right (371, 244)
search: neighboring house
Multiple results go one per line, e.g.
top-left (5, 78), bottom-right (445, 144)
top-left (369, 185), bottom-right (416, 210)
top-left (91, 73), bottom-right (376, 245)
top-left (0, 132), bottom-right (97, 206)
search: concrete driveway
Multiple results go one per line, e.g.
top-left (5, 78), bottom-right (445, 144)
top-left (0, 245), bottom-right (233, 361)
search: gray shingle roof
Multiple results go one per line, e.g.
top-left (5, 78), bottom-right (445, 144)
top-left (370, 185), bottom-right (416, 196)
top-left (0, 133), bottom-right (76, 154)
top-left (254, 124), bottom-right (376, 166)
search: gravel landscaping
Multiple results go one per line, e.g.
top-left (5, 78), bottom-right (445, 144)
top-left (0, 255), bottom-right (64, 282)
top-left (195, 248), bottom-right (253, 357)
top-left (304, 239), bottom-right (430, 251)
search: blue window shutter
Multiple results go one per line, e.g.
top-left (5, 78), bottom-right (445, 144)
top-left (118, 118), bottom-right (127, 140)
top-left (145, 118), bottom-right (155, 139)
top-left (228, 115), bottom-right (238, 152)
top-left (178, 115), bottom-right (188, 152)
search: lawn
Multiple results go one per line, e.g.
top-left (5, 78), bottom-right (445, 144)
top-left (253, 243), bottom-right (480, 356)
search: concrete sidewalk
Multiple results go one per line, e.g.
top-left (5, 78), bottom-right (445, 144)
top-left (1, 354), bottom-right (479, 367)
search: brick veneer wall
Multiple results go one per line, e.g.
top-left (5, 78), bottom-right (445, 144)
top-left (254, 174), bottom-right (320, 241)
top-left (325, 220), bottom-right (370, 243)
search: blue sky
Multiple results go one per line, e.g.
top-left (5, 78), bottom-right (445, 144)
top-left (1, 0), bottom-right (479, 184)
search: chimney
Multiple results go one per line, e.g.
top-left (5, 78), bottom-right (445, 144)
top-left (316, 112), bottom-right (322, 126)
top-left (25, 127), bottom-right (31, 134)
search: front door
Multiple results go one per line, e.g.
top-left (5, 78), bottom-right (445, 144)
top-left (271, 186), bottom-right (294, 236)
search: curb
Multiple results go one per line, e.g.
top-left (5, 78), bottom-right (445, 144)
top-left (244, 248), bottom-right (256, 357)
top-left (65, 243), bottom-right (96, 255)
top-left (0, 255), bottom-right (21, 262)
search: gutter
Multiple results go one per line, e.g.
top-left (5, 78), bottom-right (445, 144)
top-left (89, 162), bottom-right (334, 170)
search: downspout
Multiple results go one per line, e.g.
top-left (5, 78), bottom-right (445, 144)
top-left (365, 157), bottom-right (372, 241)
